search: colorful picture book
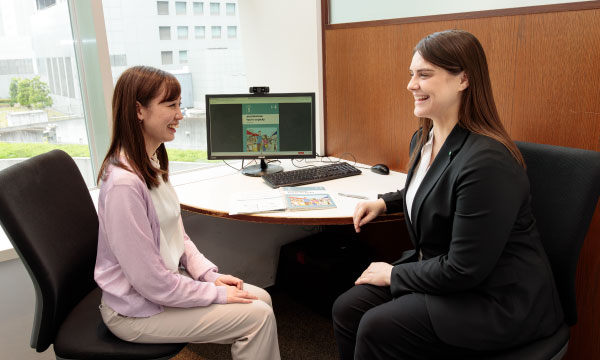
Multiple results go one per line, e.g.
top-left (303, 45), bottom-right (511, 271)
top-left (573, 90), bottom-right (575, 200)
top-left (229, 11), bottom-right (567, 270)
top-left (229, 186), bottom-right (336, 215)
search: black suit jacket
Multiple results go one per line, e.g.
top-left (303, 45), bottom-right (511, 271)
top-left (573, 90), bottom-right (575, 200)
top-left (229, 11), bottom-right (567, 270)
top-left (380, 125), bottom-right (564, 351)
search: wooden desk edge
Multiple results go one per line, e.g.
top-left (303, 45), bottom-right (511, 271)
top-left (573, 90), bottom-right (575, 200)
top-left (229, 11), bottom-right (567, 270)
top-left (180, 203), bottom-right (405, 225)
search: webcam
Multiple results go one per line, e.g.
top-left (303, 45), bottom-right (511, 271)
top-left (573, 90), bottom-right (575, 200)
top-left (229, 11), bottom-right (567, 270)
top-left (250, 86), bottom-right (270, 94)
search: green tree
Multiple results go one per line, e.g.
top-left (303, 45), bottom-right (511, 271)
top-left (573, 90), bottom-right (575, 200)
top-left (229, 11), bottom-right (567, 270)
top-left (16, 78), bottom-right (32, 108)
top-left (13, 76), bottom-right (53, 109)
top-left (29, 77), bottom-right (53, 109)
top-left (9, 78), bottom-right (19, 106)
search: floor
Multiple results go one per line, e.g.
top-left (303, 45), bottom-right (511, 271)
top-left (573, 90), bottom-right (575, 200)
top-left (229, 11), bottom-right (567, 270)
top-left (173, 286), bottom-right (339, 360)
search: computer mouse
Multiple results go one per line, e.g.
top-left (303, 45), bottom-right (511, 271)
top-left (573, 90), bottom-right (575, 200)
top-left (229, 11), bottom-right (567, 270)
top-left (371, 164), bottom-right (390, 175)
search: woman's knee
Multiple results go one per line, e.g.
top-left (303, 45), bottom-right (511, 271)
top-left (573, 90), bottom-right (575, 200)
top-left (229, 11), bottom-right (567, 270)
top-left (332, 288), bottom-right (353, 323)
top-left (244, 284), bottom-right (272, 307)
top-left (246, 299), bottom-right (276, 327)
top-left (356, 308), bottom-right (390, 342)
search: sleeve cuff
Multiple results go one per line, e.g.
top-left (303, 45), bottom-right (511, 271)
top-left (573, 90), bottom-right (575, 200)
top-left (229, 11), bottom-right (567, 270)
top-left (203, 270), bottom-right (222, 283)
top-left (215, 286), bottom-right (228, 304)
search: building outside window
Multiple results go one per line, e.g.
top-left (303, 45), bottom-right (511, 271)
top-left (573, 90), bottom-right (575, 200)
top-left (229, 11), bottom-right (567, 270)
top-left (227, 26), bottom-right (237, 39)
top-left (177, 26), bottom-right (188, 40)
top-left (161, 51), bottom-right (173, 65)
top-left (211, 26), bottom-right (221, 38)
top-left (175, 1), bottom-right (187, 15)
top-left (179, 50), bottom-right (188, 64)
top-left (193, 2), bottom-right (204, 15)
top-left (226, 3), bottom-right (235, 16)
top-left (210, 2), bottom-right (220, 16)
top-left (102, 0), bottom-right (246, 169)
top-left (195, 26), bottom-right (205, 39)
top-left (157, 1), bottom-right (169, 15)
top-left (159, 26), bottom-right (171, 40)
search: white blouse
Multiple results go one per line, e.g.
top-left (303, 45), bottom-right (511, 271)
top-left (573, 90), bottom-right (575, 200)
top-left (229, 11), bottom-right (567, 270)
top-left (149, 155), bottom-right (184, 273)
top-left (405, 129), bottom-right (434, 223)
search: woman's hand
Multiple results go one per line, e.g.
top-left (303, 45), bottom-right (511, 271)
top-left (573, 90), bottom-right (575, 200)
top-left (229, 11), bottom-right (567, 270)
top-left (355, 262), bottom-right (393, 286)
top-left (353, 198), bottom-right (387, 233)
top-left (215, 274), bottom-right (243, 290)
top-left (225, 286), bottom-right (258, 304)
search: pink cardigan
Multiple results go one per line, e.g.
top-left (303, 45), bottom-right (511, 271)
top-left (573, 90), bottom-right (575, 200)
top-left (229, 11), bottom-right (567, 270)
top-left (94, 162), bottom-right (227, 317)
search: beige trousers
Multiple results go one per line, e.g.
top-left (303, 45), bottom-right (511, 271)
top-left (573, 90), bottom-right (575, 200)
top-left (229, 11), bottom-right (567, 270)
top-left (100, 283), bottom-right (280, 360)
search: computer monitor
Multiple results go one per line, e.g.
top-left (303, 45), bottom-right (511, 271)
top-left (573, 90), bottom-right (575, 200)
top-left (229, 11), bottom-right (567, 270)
top-left (205, 92), bottom-right (316, 176)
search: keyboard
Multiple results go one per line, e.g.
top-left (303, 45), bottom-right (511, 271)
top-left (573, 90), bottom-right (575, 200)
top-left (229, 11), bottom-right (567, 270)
top-left (262, 162), bottom-right (362, 188)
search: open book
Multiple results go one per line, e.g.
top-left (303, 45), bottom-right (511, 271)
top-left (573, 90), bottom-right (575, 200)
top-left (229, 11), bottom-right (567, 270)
top-left (229, 186), bottom-right (336, 215)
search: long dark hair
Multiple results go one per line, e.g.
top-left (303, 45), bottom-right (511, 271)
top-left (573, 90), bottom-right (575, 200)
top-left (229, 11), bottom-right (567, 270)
top-left (408, 30), bottom-right (525, 169)
top-left (97, 66), bottom-right (181, 188)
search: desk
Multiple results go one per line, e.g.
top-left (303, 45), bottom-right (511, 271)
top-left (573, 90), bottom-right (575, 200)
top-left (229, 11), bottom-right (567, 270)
top-left (174, 159), bottom-right (407, 225)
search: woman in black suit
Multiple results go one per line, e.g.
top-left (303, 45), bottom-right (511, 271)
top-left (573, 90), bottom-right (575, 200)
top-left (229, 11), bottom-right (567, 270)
top-left (332, 30), bottom-right (564, 359)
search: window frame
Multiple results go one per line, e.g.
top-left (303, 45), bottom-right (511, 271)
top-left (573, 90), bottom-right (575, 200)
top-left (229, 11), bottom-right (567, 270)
top-left (68, 0), bottom-right (113, 186)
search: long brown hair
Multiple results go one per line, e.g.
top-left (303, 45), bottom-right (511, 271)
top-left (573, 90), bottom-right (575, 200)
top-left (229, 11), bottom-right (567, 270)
top-left (408, 30), bottom-right (525, 169)
top-left (97, 66), bottom-right (181, 188)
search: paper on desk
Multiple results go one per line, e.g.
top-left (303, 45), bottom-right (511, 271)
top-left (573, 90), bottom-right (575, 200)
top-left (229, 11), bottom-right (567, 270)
top-left (229, 189), bottom-right (286, 215)
top-left (229, 186), bottom-right (336, 214)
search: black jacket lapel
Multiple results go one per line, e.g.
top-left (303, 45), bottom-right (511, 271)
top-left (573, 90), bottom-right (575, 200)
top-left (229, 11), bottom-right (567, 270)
top-left (410, 125), bottom-right (470, 238)
top-left (403, 130), bottom-right (423, 246)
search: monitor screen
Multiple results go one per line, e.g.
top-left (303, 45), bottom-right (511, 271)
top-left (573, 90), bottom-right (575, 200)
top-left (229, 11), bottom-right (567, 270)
top-left (205, 93), bottom-right (316, 166)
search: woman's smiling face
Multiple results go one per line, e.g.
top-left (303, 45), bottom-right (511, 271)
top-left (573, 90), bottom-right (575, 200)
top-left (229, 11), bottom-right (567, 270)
top-left (407, 51), bottom-right (468, 123)
top-left (137, 87), bottom-right (183, 153)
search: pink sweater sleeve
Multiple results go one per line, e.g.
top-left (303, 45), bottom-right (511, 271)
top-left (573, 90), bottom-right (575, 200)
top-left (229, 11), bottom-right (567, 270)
top-left (104, 183), bottom-right (227, 306)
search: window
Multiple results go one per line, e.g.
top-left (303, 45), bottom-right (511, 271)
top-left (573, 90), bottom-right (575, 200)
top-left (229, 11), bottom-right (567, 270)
top-left (226, 3), bottom-right (235, 16)
top-left (161, 51), bottom-right (173, 65)
top-left (0, 59), bottom-right (34, 75)
top-left (227, 26), bottom-right (237, 39)
top-left (157, 1), bottom-right (169, 15)
top-left (175, 1), bottom-right (187, 15)
top-left (159, 26), bottom-right (171, 40)
top-left (0, 0), bottom-right (99, 187)
top-left (179, 50), bottom-right (188, 64)
top-left (177, 26), bottom-right (188, 40)
top-left (109, 54), bottom-right (127, 67)
top-left (195, 26), bottom-right (205, 39)
top-left (36, 0), bottom-right (56, 10)
top-left (210, 2), bottom-right (220, 16)
top-left (211, 26), bottom-right (221, 38)
top-left (193, 2), bottom-right (204, 15)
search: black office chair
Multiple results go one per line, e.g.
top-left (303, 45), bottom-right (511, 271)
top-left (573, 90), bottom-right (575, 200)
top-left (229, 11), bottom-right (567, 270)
top-left (485, 141), bottom-right (600, 359)
top-left (0, 150), bottom-right (186, 360)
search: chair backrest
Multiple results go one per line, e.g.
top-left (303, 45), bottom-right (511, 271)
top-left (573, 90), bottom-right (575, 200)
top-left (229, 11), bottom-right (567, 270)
top-left (516, 141), bottom-right (600, 326)
top-left (0, 150), bottom-right (99, 352)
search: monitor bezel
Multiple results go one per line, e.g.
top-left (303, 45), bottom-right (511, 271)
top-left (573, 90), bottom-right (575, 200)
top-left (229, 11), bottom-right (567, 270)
top-left (205, 92), bottom-right (317, 161)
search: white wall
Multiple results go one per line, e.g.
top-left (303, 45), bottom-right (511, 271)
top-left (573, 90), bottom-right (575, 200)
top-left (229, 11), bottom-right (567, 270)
top-left (330, 0), bottom-right (590, 24)
top-left (238, 0), bottom-right (324, 155)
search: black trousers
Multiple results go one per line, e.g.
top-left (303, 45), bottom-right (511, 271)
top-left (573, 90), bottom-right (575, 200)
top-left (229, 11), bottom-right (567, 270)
top-left (332, 284), bottom-right (482, 360)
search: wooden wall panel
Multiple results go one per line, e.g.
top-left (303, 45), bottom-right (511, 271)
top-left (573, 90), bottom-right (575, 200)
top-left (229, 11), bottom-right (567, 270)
top-left (510, 10), bottom-right (600, 149)
top-left (324, 6), bottom-right (600, 359)
top-left (325, 16), bottom-right (523, 171)
top-left (325, 26), bottom-right (405, 168)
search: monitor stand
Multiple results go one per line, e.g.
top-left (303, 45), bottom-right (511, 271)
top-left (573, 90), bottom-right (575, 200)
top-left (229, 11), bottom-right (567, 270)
top-left (242, 158), bottom-right (283, 177)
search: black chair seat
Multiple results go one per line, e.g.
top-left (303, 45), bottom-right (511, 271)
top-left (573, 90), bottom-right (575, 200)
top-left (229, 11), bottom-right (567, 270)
top-left (486, 323), bottom-right (569, 360)
top-left (54, 287), bottom-right (185, 360)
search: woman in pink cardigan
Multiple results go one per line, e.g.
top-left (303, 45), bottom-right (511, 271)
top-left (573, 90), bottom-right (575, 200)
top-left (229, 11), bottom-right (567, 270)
top-left (94, 66), bottom-right (280, 360)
